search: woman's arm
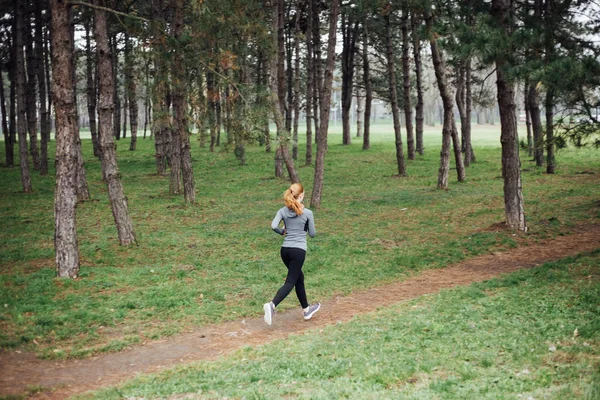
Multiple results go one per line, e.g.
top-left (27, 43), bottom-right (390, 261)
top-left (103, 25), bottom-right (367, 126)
top-left (271, 209), bottom-right (285, 235)
top-left (306, 210), bottom-right (316, 238)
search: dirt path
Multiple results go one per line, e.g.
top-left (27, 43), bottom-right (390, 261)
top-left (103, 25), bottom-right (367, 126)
top-left (2, 225), bottom-right (599, 399)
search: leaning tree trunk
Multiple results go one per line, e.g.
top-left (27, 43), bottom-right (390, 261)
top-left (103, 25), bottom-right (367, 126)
top-left (36, 0), bottom-right (51, 175)
top-left (362, 15), bottom-right (372, 151)
top-left (172, 0), bottom-right (195, 203)
top-left (15, 0), bottom-right (32, 192)
top-left (385, 12), bottom-right (407, 177)
top-left (424, 8), bottom-right (465, 188)
top-left (85, 15), bottom-right (100, 159)
top-left (269, 0), bottom-right (299, 183)
top-left (94, 0), bottom-right (137, 246)
top-left (492, 0), bottom-right (527, 231)
top-left (310, 0), bottom-right (339, 209)
top-left (50, 0), bottom-right (80, 278)
top-left (411, 11), bottom-right (424, 155)
top-left (401, 7), bottom-right (415, 160)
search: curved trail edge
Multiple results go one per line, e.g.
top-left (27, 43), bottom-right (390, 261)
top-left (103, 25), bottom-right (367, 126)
top-left (2, 225), bottom-right (599, 399)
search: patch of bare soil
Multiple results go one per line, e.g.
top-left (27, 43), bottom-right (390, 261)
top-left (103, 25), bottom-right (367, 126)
top-left (1, 225), bottom-right (599, 399)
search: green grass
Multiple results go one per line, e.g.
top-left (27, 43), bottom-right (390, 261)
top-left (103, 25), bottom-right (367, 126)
top-left (0, 121), bottom-right (599, 359)
top-left (80, 250), bottom-right (600, 400)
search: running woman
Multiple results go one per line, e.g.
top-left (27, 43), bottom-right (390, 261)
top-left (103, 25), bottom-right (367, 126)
top-left (264, 183), bottom-right (321, 326)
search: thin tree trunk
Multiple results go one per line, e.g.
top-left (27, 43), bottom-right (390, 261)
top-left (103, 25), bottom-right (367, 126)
top-left (401, 7), bottom-right (414, 160)
top-left (424, 8), bottom-right (465, 188)
top-left (545, 89), bottom-right (555, 174)
top-left (464, 57), bottom-right (475, 163)
top-left (172, 0), bottom-right (195, 203)
top-left (411, 11), bottom-right (424, 155)
top-left (206, 71), bottom-right (217, 152)
top-left (111, 33), bottom-right (121, 140)
top-left (143, 54), bottom-right (151, 139)
top-left (85, 15), bottom-right (100, 159)
top-left (492, 0), bottom-right (527, 231)
top-left (310, 0), bottom-right (339, 209)
top-left (1, 68), bottom-right (13, 166)
top-left (305, 0), bottom-right (314, 164)
top-left (151, 0), bottom-right (168, 174)
top-left (527, 83), bottom-right (544, 166)
top-left (122, 90), bottom-right (128, 138)
top-left (341, 14), bottom-right (358, 145)
top-left (385, 11), bottom-right (406, 177)
top-left (524, 83), bottom-right (533, 156)
top-left (8, 30), bottom-right (17, 168)
top-left (36, 0), bottom-right (50, 175)
top-left (215, 73), bottom-right (222, 146)
top-left (25, 7), bottom-right (40, 171)
top-left (51, 0), bottom-right (80, 278)
top-left (269, 0), bottom-right (299, 183)
top-left (274, 0), bottom-right (286, 177)
top-left (94, 0), bottom-right (136, 245)
top-left (356, 94), bottom-right (364, 138)
top-left (15, 0), bottom-right (32, 192)
top-left (292, 4), bottom-right (300, 160)
top-left (285, 3), bottom-right (293, 135)
top-left (312, 1), bottom-right (322, 145)
top-left (362, 15), bottom-right (372, 151)
top-left (126, 36), bottom-right (138, 151)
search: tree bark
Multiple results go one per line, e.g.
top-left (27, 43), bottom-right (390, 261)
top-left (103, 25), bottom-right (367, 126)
top-left (16, 0), bottom-right (32, 192)
top-left (125, 35), bottom-right (138, 151)
top-left (85, 14), bottom-right (100, 159)
top-left (8, 30), bottom-right (17, 168)
top-left (491, 0), bottom-right (527, 231)
top-left (341, 12), bottom-right (359, 145)
top-left (94, 0), bottom-right (137, 245)
top-left (385, 11), bottom-right (406, 176)
top-left (171, 0), bottom-right (195, 203)
top-left (424, 8), bottom-right (465, 188)
top-left (362, 15), bottom-right (372, 151)
top-left (36, 0), bottom-right (51, 175)
top-left (292, 4), bottom-right (301, 160)
top-left (51, 0), bottom-right (80, 278)
top-left (25, 6), bottom-right (41, 171)
top-left (305, 0), bottom-right (314, 164)
top-left (310, 0), bottom-right (339, 209)
top-left (524, 84), bottom-right (533, 156)
top-left (110, 33), bottom-right (121, 140)
top-left (464, 57), bottom-right (475, 163)
top-left (401, 8), bottom-right (415, 160)
top-left (544, 0), bottom-right (555, 174)
top-left (527, 83), bottom-right (544, 166)
top-left (411, 11), bottom-right (424, 155)
top-left (1, 66), bottom-right (13, 167)
top-left (151, 0), bottom-right (168, 174)
top-left (356, 94), bottom-right (364, 138)
top-left (312, 1), bottom-right (322, 145)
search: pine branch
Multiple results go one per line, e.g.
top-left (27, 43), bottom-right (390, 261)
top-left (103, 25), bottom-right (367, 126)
top-left (68, 1), bottom-right (149, 22)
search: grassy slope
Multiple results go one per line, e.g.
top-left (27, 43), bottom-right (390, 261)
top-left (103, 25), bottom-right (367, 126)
top-left (0, 122), bottom-right (599, 359)
top-left (84, 251), bottom-right (600, 400)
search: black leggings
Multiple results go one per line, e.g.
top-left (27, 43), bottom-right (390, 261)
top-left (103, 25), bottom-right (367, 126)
top-left (272, 247), bottom-right (308, 309)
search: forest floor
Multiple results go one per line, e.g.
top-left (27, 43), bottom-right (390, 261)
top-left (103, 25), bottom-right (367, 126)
top-left (1, 223), bottom-right (599, 400)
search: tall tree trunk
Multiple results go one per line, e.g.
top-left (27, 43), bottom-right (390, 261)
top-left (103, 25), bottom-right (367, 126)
top-left (94, 0), bottom-right (137, 245)
top-left (527, 83), bottom-right (544, 166)
top-left (111, 33), bottom-right (121, 140)
top-left (143, 53), bottom-right (151, 139)
top-left (8, 31), bottom-right (17, 168)
top-left (424, 8), bottom-right (465, 188)
top-left (411, 11), bottom-right (424, 155)
top-left (362, 16), bottom-right (372, 151)
top-left (356, 94), bottom-right (364, 138)
top-left (126, 36), bottom-right (138, 151)
top-left (385, 11), bottom-right (406, 177)
top-left (70, 11), bottom-right (90, 202)
top-left (544, 0), bottom-right (555, 174)
top-left (524, 83), bottom-right (533, 156)
top-left (1, 68), bottom-right (13, 166)
top-left (464, 57), bottom-right (475, 163)
top-left (151, 0), bottom-right (168, 174)
top-left (456, 61), bottom-right (474, 167)
top-left (401, 7), bottom-right (414, 160)
top-left (51, 0), bottom-right (80, 278)
top-left (292, 4), bottom-right (300, 160)
top-left (215, 73), bottom-right (222, 146)
top-left (85, 14), bottom-right (100, 159)
top-left (341, 13), bottom-right (358, 145)
top-left (305, 0), bottom-right (314, 164)
top-left (274, 0), bottom-right (286, 177)
top-left (312, 1), bottom-right (322, 145)
top-left (15, 0), bottom-right (32, 192)
top-left (492, 0), bottom-right (527, 231)
top-left (36, 0), bottom-right (51, 175)
top-left (310, 0), bottom-right (339, 209)
top-left (269, 0), bottom-right (298, 183)
top-left (284, 4), bottom-right (293, 135)
top-left (25, 7), bottom-right (40, 171)
top-left (172, 0), bottom-right (195, 203)
top-left (206, 71), bottom-right (217, 152)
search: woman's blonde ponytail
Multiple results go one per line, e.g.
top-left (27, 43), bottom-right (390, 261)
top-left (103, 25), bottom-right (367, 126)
top-left (283, 183), bottom-right (304, 215)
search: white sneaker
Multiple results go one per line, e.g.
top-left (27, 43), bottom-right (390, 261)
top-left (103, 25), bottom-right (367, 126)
top-left (263, 302), bottom-right (275, 326)
top-left (303, 303), bottom-right (321, 320)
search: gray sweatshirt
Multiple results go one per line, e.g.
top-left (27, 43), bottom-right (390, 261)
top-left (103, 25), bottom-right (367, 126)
top-left (271, 206), bottom-right (316, 251)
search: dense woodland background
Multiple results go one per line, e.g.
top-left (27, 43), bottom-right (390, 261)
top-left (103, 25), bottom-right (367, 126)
top-left (0, 0), bottom-right (599, 277)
